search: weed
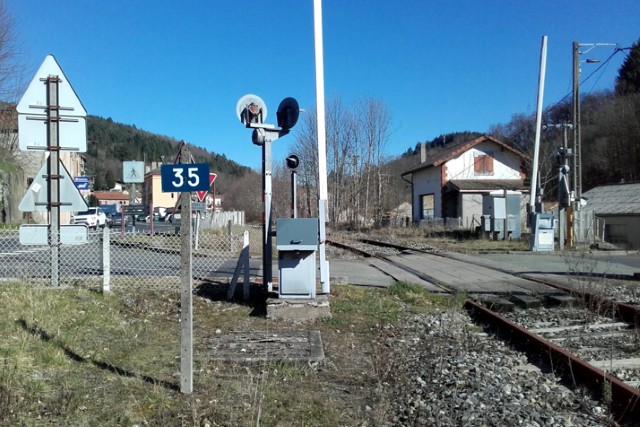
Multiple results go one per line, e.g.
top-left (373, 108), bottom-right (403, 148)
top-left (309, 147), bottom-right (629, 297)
top-left (0, 278), bottom-right (465, 426)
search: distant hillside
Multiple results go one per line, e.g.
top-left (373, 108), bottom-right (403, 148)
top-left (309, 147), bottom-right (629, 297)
top-left (85, 115), bottom-right (251, 194)
top-left (403, 131), bottom-right (484, 158)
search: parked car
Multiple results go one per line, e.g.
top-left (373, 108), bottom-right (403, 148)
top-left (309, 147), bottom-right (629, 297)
top-left (71, 207), bottom-right (107, 230)
top-left (164, 208), bottom-right (175, 223)
top-left (109, 212), bottom-right (130, 227)
top-left (154, 207), bottom-right (168, 221)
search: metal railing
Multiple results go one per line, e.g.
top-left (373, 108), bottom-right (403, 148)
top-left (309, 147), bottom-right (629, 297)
top-left (0, 225), bottom-right (258, 290)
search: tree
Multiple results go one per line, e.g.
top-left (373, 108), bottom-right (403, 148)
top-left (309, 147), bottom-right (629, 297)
top-left (615, 39), bottom-right (640, 96)
top-left (93, 173), bottom-right (106, 191)
top-left (0, 1), bottom-right (26, 224)
top-left (105, 169), bottom-right (116, 190)
top-left (0, 0), bottom-right (22, 102)
top-left (290, 96), bottom-right (394, 228)
top-left (223, 171), bottom-right (262, 222)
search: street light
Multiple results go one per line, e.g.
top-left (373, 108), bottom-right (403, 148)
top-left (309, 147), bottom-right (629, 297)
top-left (571, 41), bottom-right (617, 245)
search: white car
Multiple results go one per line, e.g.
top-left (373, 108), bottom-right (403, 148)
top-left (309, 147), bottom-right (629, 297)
top-left (71, 207), bottom-right (107, 229)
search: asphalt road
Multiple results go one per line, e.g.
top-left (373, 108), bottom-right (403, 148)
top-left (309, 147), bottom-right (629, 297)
top-left (0, 227), bottom-right (234, 283)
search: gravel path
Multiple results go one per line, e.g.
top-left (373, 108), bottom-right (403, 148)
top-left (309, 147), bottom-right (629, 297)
top-left (374, 309), bottom-right (615, 426)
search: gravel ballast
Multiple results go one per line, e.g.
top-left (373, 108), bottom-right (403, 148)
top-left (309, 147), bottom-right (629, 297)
top-left (374, 309), bottom-right (614, 426)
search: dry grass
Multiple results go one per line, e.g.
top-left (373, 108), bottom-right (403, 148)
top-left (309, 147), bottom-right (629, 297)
top-left (0, 280), bottom-right (463, 426)
top-left (343, 225), bottom-right (531, 254)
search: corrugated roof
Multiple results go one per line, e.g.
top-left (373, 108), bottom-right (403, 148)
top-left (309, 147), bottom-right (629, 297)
top-left (582, 183), bottom-right (640, 215)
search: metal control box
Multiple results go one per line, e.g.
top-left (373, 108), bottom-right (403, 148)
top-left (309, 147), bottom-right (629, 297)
top-left (531, 212), bottom-right (555, 251)
top-left (276, 218), bottom-right (319, 298)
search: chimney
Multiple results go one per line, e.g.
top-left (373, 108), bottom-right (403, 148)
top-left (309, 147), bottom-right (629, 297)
top-left (420, 142), bottom-right (427, 163)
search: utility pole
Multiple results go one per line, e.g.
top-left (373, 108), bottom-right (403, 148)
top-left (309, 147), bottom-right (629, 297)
top-left (572, 41), bottom-right (580, 212)
top-left (571, 41), bottom-right (618, 245)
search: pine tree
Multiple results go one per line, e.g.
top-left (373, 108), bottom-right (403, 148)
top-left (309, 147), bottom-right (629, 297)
top-left (93, 173), bottom-right (106, 191)
top-left (105, 170), bottom-right (116, 190)
top-left (615, 39), bottom-right (640, 95)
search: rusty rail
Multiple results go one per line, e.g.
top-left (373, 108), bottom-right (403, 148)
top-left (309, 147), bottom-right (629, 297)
top-left (465, 299), bottom-right (640, 425)
top-left (522, 275), bottom-right (640, 328)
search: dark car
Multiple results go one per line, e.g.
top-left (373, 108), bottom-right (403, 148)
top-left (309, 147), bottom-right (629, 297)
top-left (109, 212), bottom-right (131, 227)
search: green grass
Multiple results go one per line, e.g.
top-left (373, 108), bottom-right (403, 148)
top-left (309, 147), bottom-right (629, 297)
top-left (0, 281), bottom-right (462, 426)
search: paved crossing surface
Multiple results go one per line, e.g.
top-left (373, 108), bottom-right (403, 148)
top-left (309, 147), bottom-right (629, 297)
top-left (326, 250), bottom-right (640, 294)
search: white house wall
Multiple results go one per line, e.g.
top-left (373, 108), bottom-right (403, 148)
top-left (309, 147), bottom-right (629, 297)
top-left (412, 166), bottom-right (441, 221)
top-left (444, 141), bottom-right (523, 181)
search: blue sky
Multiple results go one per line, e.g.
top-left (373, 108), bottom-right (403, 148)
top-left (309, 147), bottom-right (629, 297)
top-left (7, 1), bottom-right (640, 170)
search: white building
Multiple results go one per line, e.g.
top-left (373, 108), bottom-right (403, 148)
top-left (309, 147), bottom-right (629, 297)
top-left (401, 135), bottom-right (530, 229)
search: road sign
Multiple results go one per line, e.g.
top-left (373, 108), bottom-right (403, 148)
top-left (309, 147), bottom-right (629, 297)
top-left (19, 160), bottom-right (88, 212)
top-left (123, 204), bottom-right (146, 215)
top-left (192, 202), bottom-right (206, 211)
top-left (19, 224), bottom-right (88, 245)
top-left (123, 161), bottom-right (145, 183)
top-left (16, 54), bottom-right (87, 152)
top-left (161, 164), bottom-right (210, 193)
top-left (75, 176), bottom-right (90, 190)
top-left (196, 173), bottom-right (217, 202)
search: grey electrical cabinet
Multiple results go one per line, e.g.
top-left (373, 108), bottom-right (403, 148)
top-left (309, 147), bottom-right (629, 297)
top-left (276, 218), bottom-right (319, 298)
top-left (531, 212), bottom-right (555, 252)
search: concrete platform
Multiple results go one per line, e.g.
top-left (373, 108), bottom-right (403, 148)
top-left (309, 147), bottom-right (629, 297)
top-left (266, 294), bottom-right (332, 323)
top-left (208, 330), bottom-right (325, 364)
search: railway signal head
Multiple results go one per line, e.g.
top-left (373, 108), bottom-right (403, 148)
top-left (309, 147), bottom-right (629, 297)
top-left (286, 154), bottom-right (299, 170)
top-left (276, 97), bottom-right (300, 135)
top-left (236, 94), bottom-right (267, 127)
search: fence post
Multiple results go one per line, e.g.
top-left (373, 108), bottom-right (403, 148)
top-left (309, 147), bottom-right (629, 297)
top-left (103, 226), bottom-right (110, 293)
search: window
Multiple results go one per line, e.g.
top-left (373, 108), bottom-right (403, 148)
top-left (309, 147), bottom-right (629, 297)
top-left (474, 153), bottom-right (494, 175)
top-left (420, 194), bottom-right (434, 219)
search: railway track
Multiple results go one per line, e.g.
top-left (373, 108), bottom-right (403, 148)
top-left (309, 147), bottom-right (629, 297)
top-left (327, 237), bottom-right (640, 424)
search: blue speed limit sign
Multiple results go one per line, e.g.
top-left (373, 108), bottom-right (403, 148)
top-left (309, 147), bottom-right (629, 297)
top-left (161, 163), bottom-right (211, 192)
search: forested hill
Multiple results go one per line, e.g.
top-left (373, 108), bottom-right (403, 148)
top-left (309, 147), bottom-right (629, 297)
top-left (85, 115), bottom-right (251, 194)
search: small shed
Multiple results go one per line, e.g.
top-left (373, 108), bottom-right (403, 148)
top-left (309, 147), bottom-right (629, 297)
top-left (582, 183), bottom-right (640, 248)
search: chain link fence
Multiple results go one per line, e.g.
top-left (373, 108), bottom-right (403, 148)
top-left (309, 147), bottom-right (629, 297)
top-left (0, 223), bottom-right (266, 291)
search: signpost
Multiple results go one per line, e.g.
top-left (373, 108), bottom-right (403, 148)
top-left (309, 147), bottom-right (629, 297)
top-left (74, 176), bottom-right (90, 190)
top-left (192, 202), bottom-right (206, 211)
top-left (122, 161), bottom-right (145, 183)
top-left (160, 152), bottom-right (214, 394)
top-left (16, 54), bottom-right (87, 287)
top-left (123, 204), bottom-right (145, 215)
top-left (19, 160), bottom-right (87, 212)
top-left (161, 163), bottom-right (211, 193)
top-left (20, 224), bottom-right (88, 245)
top-left (123, 161), bottom-right (145, 218)
top-left (196, 173), bottom-right (217, 202)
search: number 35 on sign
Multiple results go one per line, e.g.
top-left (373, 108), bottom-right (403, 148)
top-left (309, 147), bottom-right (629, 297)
top-left (161, 164), bottom-right (211, 193)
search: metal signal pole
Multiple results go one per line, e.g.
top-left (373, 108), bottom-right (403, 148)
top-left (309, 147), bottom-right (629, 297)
top-left (571, 41), bottom-right (618, 245)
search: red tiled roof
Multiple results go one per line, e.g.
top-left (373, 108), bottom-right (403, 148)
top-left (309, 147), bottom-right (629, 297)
top-left (93, 191), bottom-right (129, 201)
top-left (402, 134), bottom-right (529, 176)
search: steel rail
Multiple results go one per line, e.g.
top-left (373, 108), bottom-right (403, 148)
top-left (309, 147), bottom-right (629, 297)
top-left (326, 239), bottom-right (453, 292)
top-left (332, 237), bottom-right (640, 423)
top-left (465, 299), bottom-right (640, 425)
top-left (522, 275), bottom-right (640, 328)
top-left (361, 238), bottom-right (640, 327)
